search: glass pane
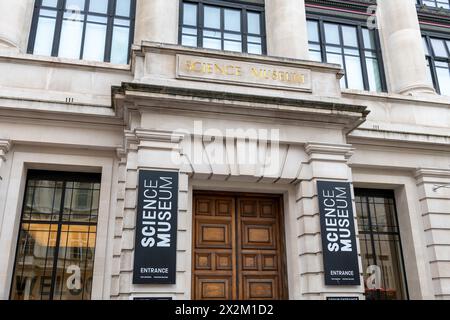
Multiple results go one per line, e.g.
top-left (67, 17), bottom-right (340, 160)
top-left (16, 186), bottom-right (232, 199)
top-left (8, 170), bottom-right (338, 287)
top-left (363, 28), bottom-right (376, 50)
top-left (10, 224), bottom-right (58, 300)
top-left (89, 0), bottom-right (108, 13)
top-left (33, 16), bottom-right (56, 56)
top-left (203, 37), bottom-right (221, 50)
top-left (436, 63), bottom-right (450, 96)
top-left (65, 0), bottom-right (85, 11)
top-left (345, 54), bottom-right (364, 90)
top-left (110, 25), bottom-right (130, 64)
top-left (309, 49), bottom-right (322, 62)
top-left (307, 20), bottom-right (319, 43)
top-left (366, 57), bottom-right (382, 92)
top-left (431, 38), bottom-right (448, 57)
top-left (58, 17), bottom-right (84, 59)
top-left (82, 22), bottom-right (107, 62)
top-left (183, 3), bottom-right (197, 26)
top-left (53, 225), bottom-right (96, 300)
top-left (116, 0), bottom-right (131, 17)
top-left (204, 6), bottom-right (220, 29)
top-left (342, 25), bottom-right (358, 47)
top-left (326, 51), bottom-right (346, 87)
top-left (324, 23), bottom-right (340, 45)
top-left (224, 9), bottom-right (241, 32)
top-left (42, 0), bottom-right (58, 7)
top-left (182, 35), bottom-right (197, 47)
top-left (247, 12), bottom-right (261, 35)
top-left (309, 43), bottom-right (322, 62)
top-left (248, 43), bottom-right (262, 55)
top-left (224, 40), bottom-right (242, 52)
top-left (369, 234), bottom-right (406, 300)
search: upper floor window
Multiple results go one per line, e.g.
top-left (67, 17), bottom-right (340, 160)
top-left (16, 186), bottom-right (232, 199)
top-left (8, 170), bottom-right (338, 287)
top-left (423, 35), bottom-right (450, 95)
top-left (417, 0), bottom-right (450, 10)
top-left (307, 18), bottom-right (386, 92)
top-left (28, 0), bottom-right (136, 64)
top-left (180, 0), bottom-right (266, 55)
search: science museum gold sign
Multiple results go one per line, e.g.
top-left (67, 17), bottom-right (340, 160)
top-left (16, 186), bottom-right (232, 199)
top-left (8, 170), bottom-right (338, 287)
top-left (176, 54), bottom-right (312, 91)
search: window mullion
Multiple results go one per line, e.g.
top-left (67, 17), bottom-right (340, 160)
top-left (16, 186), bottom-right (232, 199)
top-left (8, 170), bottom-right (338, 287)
top-left (52, 0), bottom-right (66, 57)
top-left (318, 19), bottom-right (327, 63)
top-left (79, 0), bottom-right (90, 60)
top-left (104, 0), bottom-right (116, 62)
top-left (242, 8), bottom-right (247, 54)
top-left (198, 3), bottom-right (204, 48)
top-left (220, 7), bottom-right (224, 51)
top-left (48, 180), bottom-right (67, 301)
top-left (357, 26), bottom-right (370, 91)
top-left (338, 25), bottom-right (349, 88)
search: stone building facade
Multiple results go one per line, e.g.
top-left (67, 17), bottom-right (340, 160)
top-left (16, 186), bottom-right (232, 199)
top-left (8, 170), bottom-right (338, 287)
top-left (0, 0), bottom-right (449, 300)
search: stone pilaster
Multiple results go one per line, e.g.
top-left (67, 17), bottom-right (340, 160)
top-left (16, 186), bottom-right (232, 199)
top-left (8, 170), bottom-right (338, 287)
top-left (295, 142), bottom-right (364, 299)
top-left (113, 128), bottom-right (192, 299)
top-left (377, 0), bottom-right (435, 95)
top-left (0, 0), bottom-right (32, 52)
top-left (134, 0), bottom-right (179, 46)
top-left (415, 169), bottom-right (450, 300)
top-left (265, 0), bottom-right (309, 60)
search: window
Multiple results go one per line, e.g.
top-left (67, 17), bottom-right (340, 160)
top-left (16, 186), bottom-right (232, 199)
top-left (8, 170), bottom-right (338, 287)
top-left (355, 189), bottom-right (409, 300)
top-left (28, 0), bottom-right (136, 64)
top-left (180, 0), bottom-right (266, 54)
top-left (10, 170), bottom-right (101, 300)
top-left (307, 18), bottom-right (385, 92)
top-left (417, 0), bottom-right (450, 10)
top-left (423, 34), bottom-right (450, 96)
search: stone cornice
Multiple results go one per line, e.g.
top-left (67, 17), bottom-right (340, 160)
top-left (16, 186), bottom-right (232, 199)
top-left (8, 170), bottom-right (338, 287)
top-left (305, 142), bottom-right (355, 159)
top-left (113, 83), bottom-right (369, 134)
top-left (415, 168), bottom-right (450, 179)
top-left (134, 129), bottom-right (184, 144)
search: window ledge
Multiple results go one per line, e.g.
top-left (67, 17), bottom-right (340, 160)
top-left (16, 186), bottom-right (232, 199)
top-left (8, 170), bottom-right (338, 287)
top-left (0, 51), bottom-right (132, 72)
top-left (342, 88), bottom-right (450, 107)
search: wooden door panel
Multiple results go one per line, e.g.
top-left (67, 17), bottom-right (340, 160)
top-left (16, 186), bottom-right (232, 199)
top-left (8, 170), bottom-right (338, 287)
top-left (196, 220), bottom-right (232, 248)
top-left (193, 193), bottom-right (287, 300)
top-left (195, 276), bottom-right (233, 300)
top-left (243, 276), bottom-right (279, 300)
top-left (193, 196), bottom-right (236, 300)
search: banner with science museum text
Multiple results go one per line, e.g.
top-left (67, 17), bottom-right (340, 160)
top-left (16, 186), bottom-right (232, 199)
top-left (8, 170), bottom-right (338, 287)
top-left (317, 181), bottom-right (360, 286)
top-left (133, 170), bottom-right (179, 284)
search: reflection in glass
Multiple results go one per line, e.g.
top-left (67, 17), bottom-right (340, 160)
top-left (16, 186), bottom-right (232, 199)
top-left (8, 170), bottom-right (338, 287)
top-left (308, 20), bottom-right (384, 92)
top-left (33, 13), bottom-right (57, 56)
top-left (82, 18), bottom-right (107, 62)
top-left (30, 0), bottom-right (134, 63)
top-left (10, 172), bottom-right (100, 300)
top-left (204, 6), bottom-right (220, 29)
top-left (58, 14), bottom-right (84, 59)
top-left (355, 191), bottom-right (407, 300)
top-left (181, 2), bottom-right (263, 54)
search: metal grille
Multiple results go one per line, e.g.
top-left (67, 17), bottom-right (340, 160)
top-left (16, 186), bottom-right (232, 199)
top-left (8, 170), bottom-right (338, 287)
top-left (355, 189), bottom-right (409, 300)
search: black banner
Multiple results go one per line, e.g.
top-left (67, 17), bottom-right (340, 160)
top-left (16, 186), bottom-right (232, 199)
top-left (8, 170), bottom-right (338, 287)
top-left (317, 181), bottom-right (360, 286)
top-left (133, 170), bottom-right (179, 284)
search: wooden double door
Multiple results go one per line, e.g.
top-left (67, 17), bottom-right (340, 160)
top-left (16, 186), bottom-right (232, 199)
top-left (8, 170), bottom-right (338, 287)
top-left (192, 192), bottom-right (288, 300)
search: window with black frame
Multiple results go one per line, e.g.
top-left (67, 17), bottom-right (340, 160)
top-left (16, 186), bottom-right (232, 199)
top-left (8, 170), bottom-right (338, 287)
top-left (417, 0), bottom-right (450, 10)
top-left (354, 189), bottom-right (409, 300)
top-left (307, 18), bottom-right (385, 92)
top-left (422, 34), bottom-right (450, 96)
top-left (10, 170), bottom-right (101, 300)
top-left (28, 0), bottom-right (135, 64)
top-left (180, 0), bottom-right (266, 54)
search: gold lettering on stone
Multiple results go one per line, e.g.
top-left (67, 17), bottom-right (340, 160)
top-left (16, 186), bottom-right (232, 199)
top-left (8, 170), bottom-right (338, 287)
top-left (178, 55), bottom-right (311, 91)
